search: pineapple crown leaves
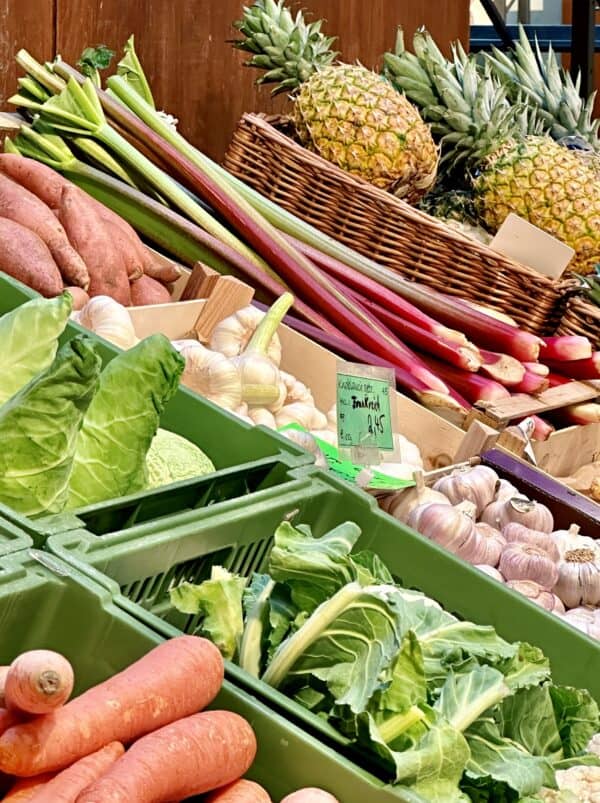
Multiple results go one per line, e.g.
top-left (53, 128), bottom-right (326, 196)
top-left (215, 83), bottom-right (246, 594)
top-left (484, 25), bottom-right (599, 148)
top-left (231, 0), bottom-right (338, 94)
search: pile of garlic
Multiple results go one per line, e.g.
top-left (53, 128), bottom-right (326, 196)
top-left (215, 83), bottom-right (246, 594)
top-left (72, 296), bottom-right (424, 478)
top-left (385, 464), bottom-right (600, 641)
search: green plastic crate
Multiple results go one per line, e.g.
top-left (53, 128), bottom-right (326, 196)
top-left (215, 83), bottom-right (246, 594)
top-left (0, 275), bottom-right (312, 542)
top-left (0, 515), bottom-right (32, 558)
top-left (0, 549), bottom-right (420, 803)
top-left (47, 470), bottom-right (600, 797)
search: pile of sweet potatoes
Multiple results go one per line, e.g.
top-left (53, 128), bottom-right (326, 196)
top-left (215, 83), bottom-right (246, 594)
top-left (0, 154), bottom-right (181, 308)
top-left (0, 637), bottom-right (339, 803)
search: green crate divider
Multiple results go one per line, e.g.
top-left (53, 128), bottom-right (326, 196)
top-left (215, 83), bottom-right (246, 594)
top-left (0, 274), bottom-right (314, 541)
top-left (47, 469), bottom-right (600, 795)
top-left (0, 515), bottom-right (33, 558)
top-left (0, 549), bottom-right (419, 803)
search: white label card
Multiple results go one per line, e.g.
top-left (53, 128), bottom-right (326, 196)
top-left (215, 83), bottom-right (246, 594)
top-left (490, 213), bottom-right (574, 280)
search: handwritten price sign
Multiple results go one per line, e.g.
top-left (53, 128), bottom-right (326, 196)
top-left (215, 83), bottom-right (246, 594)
top-left (336, 366), bottom-right (394, 454)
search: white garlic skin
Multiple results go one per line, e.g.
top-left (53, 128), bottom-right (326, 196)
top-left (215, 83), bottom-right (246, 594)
top-left (408, 503), bottom-right (479, 560)
top-left (499, 542), bottom-right (559, 589)
top-left (476, 565), bottom-right (504, 582)
top-left (473, 523), bottom-right (506, 568)
top-left (554, 548), bottom-right (600, 609)
top-left (433, 465), bottom-right (498, 516)
top-left (561, 606), bottom-right (600, 640)
top-left (505, 579), bottom-right (565, 614)
top-left (503, 523), bottom-right (560, 562)
top-left (481, 496), bottom-right (554, 533)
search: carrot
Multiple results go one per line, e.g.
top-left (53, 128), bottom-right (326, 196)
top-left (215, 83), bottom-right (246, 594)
top-left (205, 778), bottom-right (272, 802)
top-left (0, 218), bottom-right (63, 297)
top-left (75, 710), bottom-right (256, 803)
top-left (130, 274), bottom-right (172, 306)
top-left (0, 636), bottom-right (224, 777)
top-left (0, 154), bottom-right (67, 209)
top-left (5, 650), bottom-right (74, 715)
top-left (280, 791), bottom-right (340, 803)
top-left (58, 186), bottom-right (131, 306)
top-left (29, 742), bottom-right (124, 803)
top-left (0, 665), bottom-right (9, 707)
top-left (0, 172), bottom-right (89, 289)
top-left (3, 773), bottom-right (57, 802)
top-left (64, 287), bottom-right (90, 311)
top-left (0, 708), bottom-right (22, 735)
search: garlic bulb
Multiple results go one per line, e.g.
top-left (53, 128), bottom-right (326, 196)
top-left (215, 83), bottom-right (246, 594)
top-left (310, 429), bottom-right (337, 446)
top-left (279, 371), bottom-right (315, 406)
top-left (280, 429), bottom-right (327, 468)
top-left (553, 524), bottom-right (600, 560)
top-left (433, 465), bottom-right (498, 515)
top-left (495, 479), bottom-right (519, 502)
top-left (247, 407), bottom-right (277, 428)
top-left (499, 542), bottom-right (559, 588)
top-left (77, 296), bottom-right (139, 350)
top-left (554, 548), bottom-right (600, 608)
top-left (561, 606), bottom-right (600, 640)
top-left (408, 503), bottom-right (480, 561)
top-left (473, 523), bottom-right (506, 568)
top-left (172, 340), bottom-right (242, 410)
top-left (481, 496), bottom-right (554, 533)
top-left (476, 565), bottom-right (504, 582)
top-left (267, 381), bottom-right (288, 414)
top-left (505, 579), bottom-right (565, 613)
top-left (210, 305), bottom-right (282, 365)
top-left (393, 434), bottom-right (423, 471)
top-left (502, 523), bottom-right (560, 562)
top-left (386, 473), bottom-right (450, 524)
top-left (275, 403), bottom-right (328, 431)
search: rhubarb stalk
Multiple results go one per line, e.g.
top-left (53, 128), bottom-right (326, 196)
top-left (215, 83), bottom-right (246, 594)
top-left (418, 353), bottom-right (511, 404)
top-left (545, 354), bottom-right (600, 381)
top-left (478, 350), bottom-right (525, 386)
top-left (541, 336), bottom-right (593, 362)
top-left (510, 370), bottom-right (550, 395)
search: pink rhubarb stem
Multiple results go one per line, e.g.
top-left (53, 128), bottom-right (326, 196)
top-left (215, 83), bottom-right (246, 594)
top-left (511, 370), bottom-right (550, 395)
top-left (479, 350), bottom-right (526, 386)
top-left (417, 352), bottom-right (511, 404)
top-left (541, 335), bottom-right (593, 361)
top-left (545, 354), bottom-right (600, 381)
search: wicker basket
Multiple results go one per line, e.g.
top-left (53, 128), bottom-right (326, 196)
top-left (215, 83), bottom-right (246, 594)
top-left (557, 296), bottom-right (600, 350)
top-left (224, 113), bottom-right (570, 335)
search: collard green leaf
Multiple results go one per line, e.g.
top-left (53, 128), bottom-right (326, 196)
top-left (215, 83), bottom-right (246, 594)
top-left (497, 642), bottom-right (551, 692)
top-left (67, 334), bottom-right (184, 508)
top-left (0, 293), bottom-right (72, 406)
top-left (374, 631), bottom-right (427, 717)
top-left (268, 520), bottom-right (362, 612)
top-left (465, 718), bottom-right (555, 797)
top-left (350, 549), bottom-right (394, 586)
top-left (262, 582), bottom-right (403, 712)
top-left (549, 685), bottom-right (600, 758)
top-left (498, 686), bottom-right (564, 760)
top-left (0, 335), bottom-right (100, 515)
top-left (435, 666), bottom-right (509, 732)
top-left (239, 573), bottom-right (274, 677)
top-left (170, 567), bottom-right (247, 660)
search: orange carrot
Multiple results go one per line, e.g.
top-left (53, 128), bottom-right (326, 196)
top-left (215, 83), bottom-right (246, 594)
top-left (0, 665), bottom-right (9, 707)
top-left (0, 154), bottom-right (66, 208)
top-left (5, 651), bottom-right (74, 715)
top-left (205, 778), bottom-right (272, 802)
top-left (280, 791), bottom-right (340, 803)
top-left (29, 742), bottom-right (124, 803)
top-left (0, 218), bottom-right (63, 297)
top-left (3, 773), bottom-right (57, 802)
top-left (130, 275), bottom-right (172, 306)
top-left (75, 710), bottom-right (256, 803)
top-left (0, 636), bottom-right (224, 777)
top-left (58, 186), bottom-right (131, 306)
top-left (0, 173), bottom-right (89, 289)
top-left (0, 708), bottom-right (23, 735)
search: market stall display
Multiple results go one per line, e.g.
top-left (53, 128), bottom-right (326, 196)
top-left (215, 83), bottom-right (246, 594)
top-left (0, 9), bottom-right (598, 802)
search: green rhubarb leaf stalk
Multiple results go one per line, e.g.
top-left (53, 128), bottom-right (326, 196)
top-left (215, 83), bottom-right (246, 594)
top-left (117, 35), bottom-right (155, 108)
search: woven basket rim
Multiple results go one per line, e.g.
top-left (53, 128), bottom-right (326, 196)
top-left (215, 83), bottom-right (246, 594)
top-left (238, 112), bottom-right (564, 292)
top-left (568, 295), bottom-right (600, 321)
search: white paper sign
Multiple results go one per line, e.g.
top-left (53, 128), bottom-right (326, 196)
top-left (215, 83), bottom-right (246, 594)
top-left (490, 213), bottom-right (574, 280)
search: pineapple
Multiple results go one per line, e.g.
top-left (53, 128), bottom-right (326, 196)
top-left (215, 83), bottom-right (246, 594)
top-left (418, 188), bottom-right (493, 245)
top-left (384, 30), bottom-right (600, 273)
top-left (232, 0), bottom-right (438, 201)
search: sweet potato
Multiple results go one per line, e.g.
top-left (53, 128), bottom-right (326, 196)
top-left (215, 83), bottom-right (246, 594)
top-left (64, 287), bottom-right (90, 311)
top-left (100, 219), bottom-right (144, 281)
top-left (75, 710), bottom-right (256, 803)
top-left (280, 791), bottom-right (340, 803)
top-left (130, 274), bottom-right (172, 306)
top-left (0, 218), bottom-right (63, 297)
top-left (0, 636), bottom-right (224, 777)
top-left (0, 154), bottom-right (67, 209)
top-left (205, 778), bottom-right (272, 802)
top-left (5, 650), bottom-right (74, 715)
top-left (0, 173), bottom-right (89, 289)
top-left (0, 707), bottom-right (21, 735)
top-left (58, 186), bottom-right (131, 306)
top-left (3, 773), bottom-right (56, 802)
top-left (29, 742), bottom-right (124, 803)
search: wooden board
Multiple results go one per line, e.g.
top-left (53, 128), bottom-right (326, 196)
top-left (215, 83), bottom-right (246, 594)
top-left (46, 0), bottom-right (469, 161)
top-left (473, 382), bottom-right (600, 427)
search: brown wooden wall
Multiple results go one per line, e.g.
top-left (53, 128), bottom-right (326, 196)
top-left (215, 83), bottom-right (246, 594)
top-left (562, 0), bottom-right (600, 116)
top-left (0, 0), bottom-right (470, 161)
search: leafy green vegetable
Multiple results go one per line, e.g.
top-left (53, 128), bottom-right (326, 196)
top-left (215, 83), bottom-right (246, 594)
top-left (67, 334), bottom-right (184, 508)
top-left (549, 686), bottom-right (600, 759)
top-left (0, 336), bottom-right (100, 515)
top-left (77, 45), bottom-right (116, 85)
top-left (0, 293), bottom-right (72, 406)
top-left (170, 567), bottom-right (247, 661)
top-left (435, 667), bottom-right (509, 733)
top-left (497, 643), bottom-right (551, 692)
top-left (239, 573), bottom-right (275, 676)
top-left (146, 428), bottom-right (215, 488)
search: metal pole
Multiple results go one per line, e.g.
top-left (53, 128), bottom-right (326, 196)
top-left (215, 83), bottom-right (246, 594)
top-left (518, 0), bottom-right (531, 25)
top-left (570, 0), bottom-right (595, 97)
top-left (478, 0), bottom-right (515, 48)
